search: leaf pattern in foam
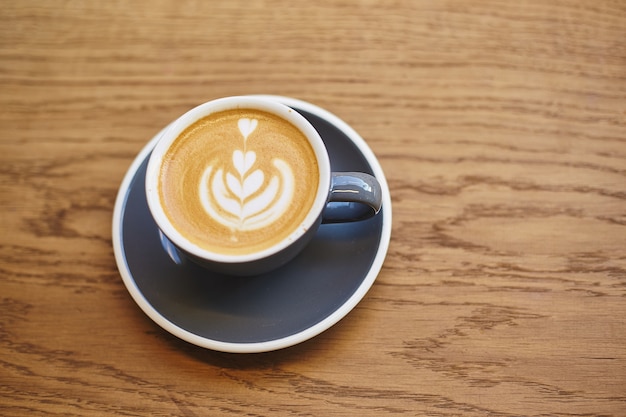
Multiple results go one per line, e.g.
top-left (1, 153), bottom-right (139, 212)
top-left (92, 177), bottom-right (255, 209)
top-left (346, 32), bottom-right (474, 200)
top-left (197, 118), bottom-right (295, 232)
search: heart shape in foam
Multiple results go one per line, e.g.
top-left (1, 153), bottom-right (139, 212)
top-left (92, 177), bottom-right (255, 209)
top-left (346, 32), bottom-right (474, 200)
top-left (238, 118), bottom-right (258, 140)
top-left (233, 150), bottom-right (256, 176)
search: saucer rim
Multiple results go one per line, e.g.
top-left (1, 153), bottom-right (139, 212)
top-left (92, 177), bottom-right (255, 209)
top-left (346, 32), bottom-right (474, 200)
top-left (112, 95), bottom-right (392, 353)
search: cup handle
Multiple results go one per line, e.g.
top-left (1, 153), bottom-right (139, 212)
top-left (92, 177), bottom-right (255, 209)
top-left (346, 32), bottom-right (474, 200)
top-left (322, 172), bottom-right (383, 223)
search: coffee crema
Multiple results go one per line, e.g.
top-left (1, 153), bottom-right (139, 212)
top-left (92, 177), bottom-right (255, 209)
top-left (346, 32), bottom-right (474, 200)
top-left (158, 109), bottom-right (320, 256)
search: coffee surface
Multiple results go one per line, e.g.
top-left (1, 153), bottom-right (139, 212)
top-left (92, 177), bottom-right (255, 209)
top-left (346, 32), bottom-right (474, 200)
top-left (159, 109), bottom-right (320, 255)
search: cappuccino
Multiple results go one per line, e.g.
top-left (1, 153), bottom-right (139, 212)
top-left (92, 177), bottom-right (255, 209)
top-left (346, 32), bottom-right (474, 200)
top-left (158, 109), bottom-right (320, 256)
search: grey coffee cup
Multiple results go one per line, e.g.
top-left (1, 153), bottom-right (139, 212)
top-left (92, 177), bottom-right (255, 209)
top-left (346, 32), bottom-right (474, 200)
top-left (145, 96), bottom-right (382, 275)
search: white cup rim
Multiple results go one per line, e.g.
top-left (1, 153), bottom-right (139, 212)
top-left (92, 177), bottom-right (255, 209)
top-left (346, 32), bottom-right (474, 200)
top-left (145, 96), bottom-right (331, 263)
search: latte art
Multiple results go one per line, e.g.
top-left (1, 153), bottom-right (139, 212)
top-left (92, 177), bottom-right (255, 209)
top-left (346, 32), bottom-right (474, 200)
top-left (198, 118), bottom-right (295, 234)
top-left (158, 109), bottom-right (319, 255)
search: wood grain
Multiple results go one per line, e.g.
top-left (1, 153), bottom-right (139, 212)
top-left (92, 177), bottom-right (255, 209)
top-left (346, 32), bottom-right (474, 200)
top-left (1, 1), bottom-right (625, 415)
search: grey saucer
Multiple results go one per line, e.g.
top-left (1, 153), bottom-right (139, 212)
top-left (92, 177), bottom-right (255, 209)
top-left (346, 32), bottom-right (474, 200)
top-left (112, 96), bottom-right (392, 353)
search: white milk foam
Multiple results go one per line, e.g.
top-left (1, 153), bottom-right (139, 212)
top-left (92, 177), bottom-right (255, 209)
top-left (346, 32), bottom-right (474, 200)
top-left (199, 118), bottom-right (295, 232)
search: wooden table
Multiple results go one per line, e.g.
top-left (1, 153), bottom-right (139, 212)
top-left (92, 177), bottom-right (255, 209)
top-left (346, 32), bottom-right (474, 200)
top-left (2, 1), bottom-right (625, 415)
